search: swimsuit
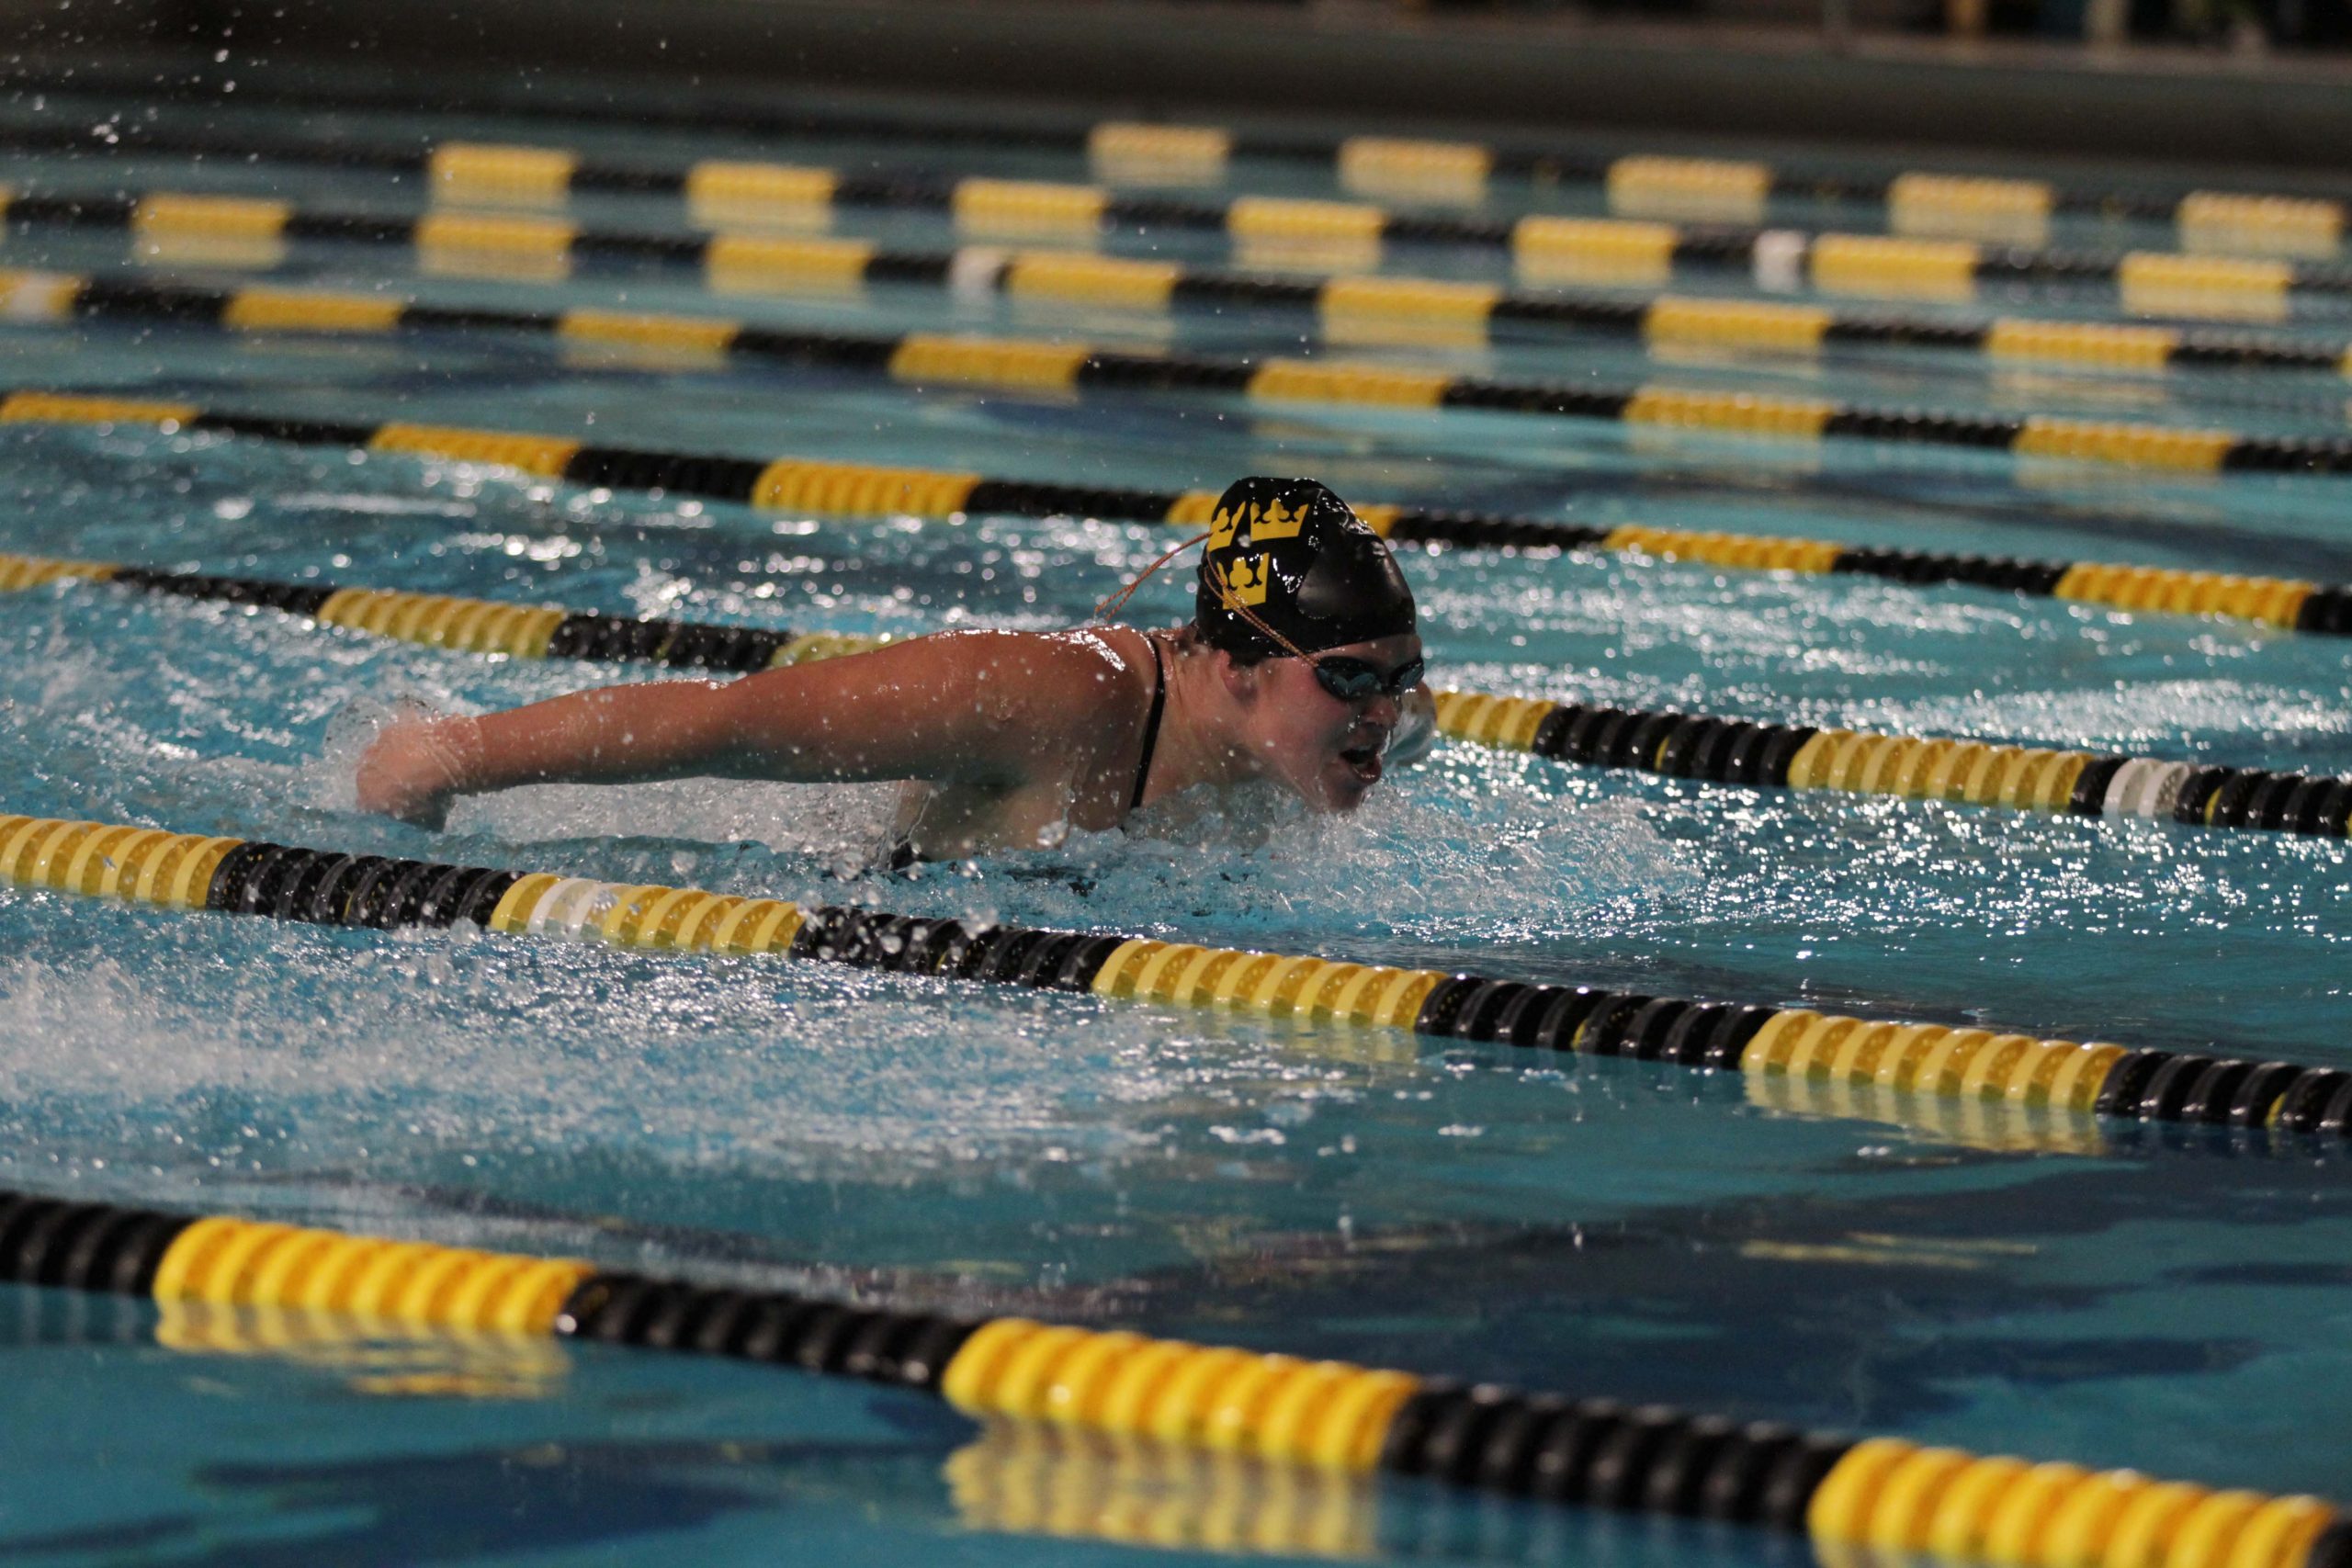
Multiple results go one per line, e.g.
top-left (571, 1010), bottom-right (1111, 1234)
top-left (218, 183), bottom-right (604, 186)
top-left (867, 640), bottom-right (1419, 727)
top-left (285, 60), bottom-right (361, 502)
top-left (1128, 633), bottom-right (1169, 815)
top-left (887, 632), bottom-right (1166, 868)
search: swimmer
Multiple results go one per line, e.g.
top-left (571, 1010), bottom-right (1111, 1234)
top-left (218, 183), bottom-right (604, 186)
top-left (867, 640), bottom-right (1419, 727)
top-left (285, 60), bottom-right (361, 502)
top-left (356, 476), bottom-right (1434, 861)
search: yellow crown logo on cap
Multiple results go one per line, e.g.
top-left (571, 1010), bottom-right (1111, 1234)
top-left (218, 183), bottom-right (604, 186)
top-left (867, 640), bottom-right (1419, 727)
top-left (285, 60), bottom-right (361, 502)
top-left (1252, 495), bottom-right (1307, 541)
top-left (1221, 554), bottom-right (1270, 605)
top-left (1207, 503), bottom-right (1244, 552)
top-left (1207, 494), bottom-right (1312, 553)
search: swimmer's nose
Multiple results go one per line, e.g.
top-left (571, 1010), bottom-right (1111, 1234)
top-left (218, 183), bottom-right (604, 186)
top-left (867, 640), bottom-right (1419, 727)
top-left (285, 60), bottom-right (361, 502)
top-left (1361, 691), bottom-right (1401, 726)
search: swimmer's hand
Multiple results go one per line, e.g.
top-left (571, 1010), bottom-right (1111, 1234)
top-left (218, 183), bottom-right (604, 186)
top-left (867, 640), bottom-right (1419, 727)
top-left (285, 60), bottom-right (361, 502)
top-left (1385, 685), bottom-right (1437, 769)
top-left (355, 718), bottom-right (473, 829)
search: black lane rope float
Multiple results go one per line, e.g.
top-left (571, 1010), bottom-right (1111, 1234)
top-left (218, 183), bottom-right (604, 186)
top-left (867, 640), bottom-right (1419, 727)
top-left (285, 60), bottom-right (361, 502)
top-left (5, 384), bottom-right (2348, 642)
top-left (20, 186), bottom-right (2352, 379)
top-left (9, 270), bottom-right (2352, 484)
top-left (7, 547), bottom-right (2347, 844)
top-left (25, 66), bottom-right (2352, 254)
top-left (0, 1178), bottom-right (2340, 1566)
top-left (3, 122), bottom-right (2347, 322)
top-left (11, 810), bottom-right (2352, 1145)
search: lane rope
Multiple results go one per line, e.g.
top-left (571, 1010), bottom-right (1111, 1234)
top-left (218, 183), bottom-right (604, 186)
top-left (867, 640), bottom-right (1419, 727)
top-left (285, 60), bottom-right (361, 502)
top-left (17, 198), bottom-right (2350, 376)
top-left (1428, 688), bottom-right (2352, 842)
top-left (22, 71), bottom-right (2351, 257)
top-left (6, 549), bottom-right (2346, 844)
top-left (6, 810), bottom-right (2352, 1141)
top-left (8, 271), bottom-right (2352, 480)
top-left (0, 1179), bottom-right (2336, 1562)
top-left (4, 381), bottom-right (2346, 639)
top-left (5, 130), bottom-right (2347, 318)
top-left (0, 552), bottom-right (890, 673)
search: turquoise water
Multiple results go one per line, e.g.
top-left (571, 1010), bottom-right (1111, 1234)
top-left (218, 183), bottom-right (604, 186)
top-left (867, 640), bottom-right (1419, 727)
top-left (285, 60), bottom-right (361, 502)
top-left (2, 73), bottom-right (2352, 1566)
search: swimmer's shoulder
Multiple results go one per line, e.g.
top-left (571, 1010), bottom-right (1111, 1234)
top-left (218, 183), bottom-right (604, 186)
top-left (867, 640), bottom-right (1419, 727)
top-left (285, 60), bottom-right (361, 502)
top-left (888, 625), bottom-right (1148, 736)
top-left (926, 624), bottom-right (1151, 678)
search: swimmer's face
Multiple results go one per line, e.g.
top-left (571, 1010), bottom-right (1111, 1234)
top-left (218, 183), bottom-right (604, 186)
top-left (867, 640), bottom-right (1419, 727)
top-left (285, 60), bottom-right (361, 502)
top-left (1228, 632), bottom-right (1422, 813)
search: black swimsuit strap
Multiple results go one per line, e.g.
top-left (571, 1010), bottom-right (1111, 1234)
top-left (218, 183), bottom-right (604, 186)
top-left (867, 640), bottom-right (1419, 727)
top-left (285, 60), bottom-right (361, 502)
top-left (1131, 634), bottom-right (1168, 813)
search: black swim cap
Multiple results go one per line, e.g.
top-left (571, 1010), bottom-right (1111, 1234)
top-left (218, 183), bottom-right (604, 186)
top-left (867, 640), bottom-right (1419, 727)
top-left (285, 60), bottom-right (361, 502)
top-left (1194, 477), bottom-right (1416, 660)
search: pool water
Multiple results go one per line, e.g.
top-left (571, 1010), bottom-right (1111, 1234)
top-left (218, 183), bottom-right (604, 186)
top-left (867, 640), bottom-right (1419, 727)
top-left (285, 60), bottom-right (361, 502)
top-left (1, 65), bottom-right (2351, 1567)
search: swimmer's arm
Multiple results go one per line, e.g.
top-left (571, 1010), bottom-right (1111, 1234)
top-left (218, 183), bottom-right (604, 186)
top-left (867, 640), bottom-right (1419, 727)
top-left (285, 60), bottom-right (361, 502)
top-left (357, 632), bottom-right (1100, 822)
top-left (1385, 683), bottom-right (1438, 768)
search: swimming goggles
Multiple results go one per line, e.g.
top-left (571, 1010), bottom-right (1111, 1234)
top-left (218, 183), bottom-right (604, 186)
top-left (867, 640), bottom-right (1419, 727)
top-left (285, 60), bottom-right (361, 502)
top-left (1308, 654), bottom-right (1425, 704)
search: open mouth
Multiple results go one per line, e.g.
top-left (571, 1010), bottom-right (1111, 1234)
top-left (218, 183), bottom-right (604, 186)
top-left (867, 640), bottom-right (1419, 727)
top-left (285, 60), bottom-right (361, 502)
top-left (1339, 742), bottom-right (1384, 783)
